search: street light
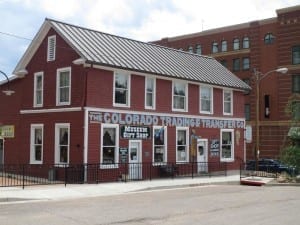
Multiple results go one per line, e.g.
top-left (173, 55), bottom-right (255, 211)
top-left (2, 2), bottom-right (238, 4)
top-left (0, 70), bottom-right (15, 96)
top-left (253, 67), bottom-right (288, 170)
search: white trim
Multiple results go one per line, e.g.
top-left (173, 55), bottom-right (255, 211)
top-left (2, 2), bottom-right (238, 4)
top-left (113, 71), bottom-right (131, 108)
top-left (30, 124), bottom-right (44, 164)
top-left (56, 67), bottom-right (71, 106)
top-left (172, 80), bottom-right (188, 112)
top-left (20, 107), bottom-right (82, 114)
top-left (33, 72), bottom-right (44, 107)
top-left (220, 129), bottom-right (234, 162)
top-left (153, 126), bottom-right (167, 165)
top-left (83, 108), bottom-right (89, 181)
top-left (200, 85), bottom-right (213, 114)
top-left (47, 35), bottom-right (56, 62)
top-left (85, 107), bottom-right (246, 122)
top-left (223, 89), bottom-right (233, 115)
top-left (100, 123), bottom-right (119, 168)
top-left (55, 123), bottom-right (70, 165)
top-left (145, 76), bottom-right (156, 110)
top-left (176, 127), bottom-right (189, 163)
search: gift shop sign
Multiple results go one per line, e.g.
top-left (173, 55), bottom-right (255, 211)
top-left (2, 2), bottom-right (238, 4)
top-left (120, 125), bottom-right (151, 139)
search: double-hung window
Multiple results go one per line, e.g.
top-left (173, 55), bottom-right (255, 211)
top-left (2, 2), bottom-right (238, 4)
top-left (200, 86), bottom-right (213, 114)
top-left (55, 123), bottom-right (70, 164)
top-left (173, 81), bottom-right (187, 111)
top-left (221, 40), bottom-right (227, 52)
top-left (30, 124), bottom-right (43, 164)
top-left (292, 46), bottom-right (300, 65)
top-left (243, 37), bottom-right (250, 49)
top-left (34, 72), bottom-right (43, 107)
top-left (220, 129), bottom-right (234, 161)
top-left (114, 72), bottom-right (130, 107)
top-left (145, 77), bottom-right (156, 109)
top-left (56, 67), bottom-right (71, 105)
top-left (101, 124), bottom-right (119, 166)
top-left (212, 41), bottom-right (218, 53)
top-left (233, 38), bottom-right (240, 50)
top-left (153, 126), bottom-right (167, 164)
top-left (176, 127), bottom-right (189, 163)
top-left (223, 90), bottom-right (233, 115)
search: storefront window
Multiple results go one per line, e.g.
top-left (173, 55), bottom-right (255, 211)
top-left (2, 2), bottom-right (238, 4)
top-left (176, 128), bottom-right (189, 162)
top-left (102, 124), bottom-right (119, 165)
top-left (153, 126), bottom-right (166, 163)
top-left (221, 129), bottom-right (234, 161)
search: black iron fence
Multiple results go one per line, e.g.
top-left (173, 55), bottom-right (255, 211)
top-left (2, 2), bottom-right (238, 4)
top-left (0, 161), bottom-right (227, 188)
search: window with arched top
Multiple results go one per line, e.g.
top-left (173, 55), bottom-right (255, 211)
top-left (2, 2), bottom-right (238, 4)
top-left (212, 41), bottom-right (218, 53)
top-left (243, 37), bottom-right (250, 49)
top-left (264, 33), bottom-right (275, 44)
top-left (221, 40), bottom-right (227, 52)
top-left (233, 38), bottom-right (240, 50)
top-left (195, 44), bottom-right (202, 55)
top-left (188, 46), bottom-right (193, 53)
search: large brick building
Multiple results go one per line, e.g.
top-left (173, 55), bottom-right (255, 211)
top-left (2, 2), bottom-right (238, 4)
top-left (153, 5), bottom-right (300, 160)
top-left (0, 18), bottom-right (250, 181)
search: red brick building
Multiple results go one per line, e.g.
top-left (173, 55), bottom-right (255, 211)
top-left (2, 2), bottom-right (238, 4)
top-left (153, 5), bottom-right (300, 160)
top-left (0, 19), bottom-right (250, 181)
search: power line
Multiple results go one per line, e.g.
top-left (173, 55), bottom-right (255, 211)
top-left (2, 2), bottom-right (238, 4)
top-left (0, 31), bottom-right (32, 41)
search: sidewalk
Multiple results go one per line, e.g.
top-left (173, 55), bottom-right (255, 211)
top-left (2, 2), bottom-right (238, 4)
top-left (0, 175), bottom-right (242, 204)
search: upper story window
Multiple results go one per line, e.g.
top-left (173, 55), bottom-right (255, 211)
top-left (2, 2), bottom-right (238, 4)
top-left (223, 89), bottom-right (233, 115)
top-left (245, 104), bottom-right (250, 121)
top-left (243, 37), bottom-right (250, 49)
top-left (55, 123), bottom-right (70, 164)
top-left (56, 67), bottom-right (71, 106)
top-left (188, 46), bottom-right (193, 53)
top-left (47, 35), bottom-right (56, 61)
top-left (242, 57), bottom-right (250, 70)
top-left (212, 41), bottom-right (218, 53)
top-left (220, 60), bottom-right (227, 68)
top-left (176, 127), bottom-right (189, 163)
top-left (114, 72), bottom-right (130, 107)
top-left (221, 40), bottom-right (227, 52)
top-left (173, 81), bottom-right (188, 111)
top-left (292, 46), bottom-right (300, 65)
top-left (292, 75), bottom-right (300, 93)
top-left (145, 77), bottom-right (156, 109)
top-left (153, 126), bottom-right (167, 164)
top-left (220, 129), bottom-right (234, 162)
top-left (243, 78), bottom-right (250, 95)
top-left (195, 44), bottom-right (202, 55)
top-left (264, 33), bottom-right (275, 44)
top-left (34, 72), bottom-right (43, 107)
top-left (232, 58), bottom-right (240, 72)
top-left (30, 124), bottom-right (43, 164)
top-left (233, 38), bottom-right (240, 50)
top-left (101, 124), bottom-right (119, 166)
top-left (200, 86), bottom-right (213, 114)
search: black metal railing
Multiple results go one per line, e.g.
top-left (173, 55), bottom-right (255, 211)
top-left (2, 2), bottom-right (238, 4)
top-left (0, 161), bottom-right (227, 188)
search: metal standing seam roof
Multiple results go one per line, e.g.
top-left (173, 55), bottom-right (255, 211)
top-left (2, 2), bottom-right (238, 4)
top-left (48, 18), bottom-right (251, 91)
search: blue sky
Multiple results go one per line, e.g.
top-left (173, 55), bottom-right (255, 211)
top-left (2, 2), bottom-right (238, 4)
top-left (0, 0), bottom-right (299, 77)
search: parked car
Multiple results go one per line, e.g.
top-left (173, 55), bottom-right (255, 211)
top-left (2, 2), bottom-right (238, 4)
top-left (246, 158), bottom-right (297, 175)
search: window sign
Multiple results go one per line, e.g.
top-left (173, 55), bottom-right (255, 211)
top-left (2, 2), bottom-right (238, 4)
top-left (0, 125), bottom-right (15, 138)
top-left (120, 126), bottom-right (151, 139)
top-left (210, 139), bottom-right (220, 157)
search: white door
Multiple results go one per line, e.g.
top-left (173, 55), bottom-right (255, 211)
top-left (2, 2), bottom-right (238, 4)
top-left (197, 139), bottom-right (208, 173)
top-left (129, 140), bottom-right (142, 180)
top-left (0, 139), bottom-right (3, 164)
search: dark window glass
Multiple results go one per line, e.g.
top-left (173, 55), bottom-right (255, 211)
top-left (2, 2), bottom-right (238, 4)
top-left (264, 33), bottom-right (275, 44)
top-left (233, 58), bottom-right (240, 71)
top-left (188, 46), bottom-right (193, 53)
top-left (245, 104), bottom-right (250, 121)
top-left (243, 37), bottom-right (250, 49)
top-left (212, 41), bottom-right (218, 53)
top-left (220, 60), bottom-right (227, 68)
top-left (233, 38), bottom-right (240, 50)
top-left (195, 44), bottom-right (202, 55)
top-left (292, 75), bottom-right (300, 93)
top-left (221, 40), bottom-right (227, 52)
top-left (292, 46), bottom-right (300, 65)
top-left (242, 57), bottom-right (250, 70)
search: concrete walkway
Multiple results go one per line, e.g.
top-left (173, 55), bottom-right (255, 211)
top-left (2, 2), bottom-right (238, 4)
top-left (0, 175), bottom-right (272, 204)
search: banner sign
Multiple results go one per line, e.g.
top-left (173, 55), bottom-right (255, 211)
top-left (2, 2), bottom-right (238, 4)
top-left (89, 111), bottom-right (245, 129)
top-left (120, 125), bottom-right (151, 139)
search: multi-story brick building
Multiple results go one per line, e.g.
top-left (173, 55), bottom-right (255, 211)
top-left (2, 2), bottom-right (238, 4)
top-left (0, 18), bottom-right (250, 181)
top-left (153, 5), bottom-right (300, 160)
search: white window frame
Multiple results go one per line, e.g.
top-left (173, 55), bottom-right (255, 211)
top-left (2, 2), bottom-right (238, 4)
top-left (145, 76), bottom-right (156, 109)
top-left (200, 86), bottom-right (213, 114)
top-left (223, 89), bottom-right (233, 115)
top-left (153, 126), bottom-right (167, 165)
top-left (30, 124), bottom-right (43, 164)
top-left (172, 81), bottom-right (188, 112)
top-left (176, 127), bottom-right (189, 163)
top-left (113, 71), bottom-right (131, 107)
top-left (47, 35), bottom-right (56, 61)
top-left (33, 72), bottom-right (44, 107)
top-left (56, 67), bottom-right (71, 106)
top-left (55, 123), bottom-right (70, 165)
top-left (101, 123), bottom-right (119, 168)
top-left (220, 129), bottom-right (234, 162)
